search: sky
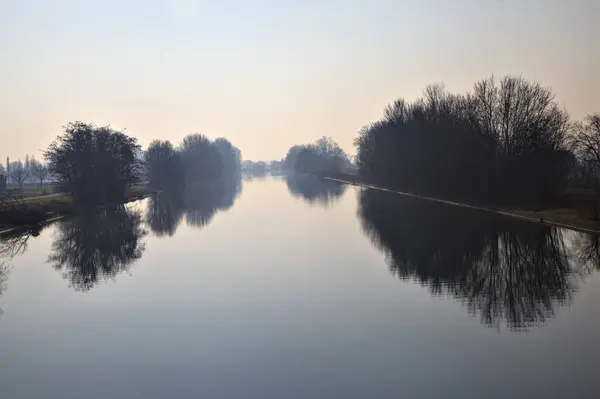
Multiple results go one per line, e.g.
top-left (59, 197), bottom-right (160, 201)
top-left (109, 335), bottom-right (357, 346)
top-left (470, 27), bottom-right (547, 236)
top-left (1, 0), bottom-right (598, 162)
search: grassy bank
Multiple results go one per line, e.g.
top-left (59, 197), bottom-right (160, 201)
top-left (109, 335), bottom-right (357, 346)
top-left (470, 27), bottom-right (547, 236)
top-left (324, 173), bottom-right (600, 234)
top-left (0, 186), bottom-right (154, 231)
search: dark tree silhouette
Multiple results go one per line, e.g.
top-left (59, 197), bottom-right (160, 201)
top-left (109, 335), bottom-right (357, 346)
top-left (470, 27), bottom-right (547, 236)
top-left (358, 188), bottom-right (595, 330)
top-left (354, 76), bottom-right (571, 208)
top-left (47, 206), bottom-right (147, 291)
top-left (285, 174), bottom-right (347, 207)
top-left (45, 122), bottom-right (141, 205)
top-left (569, 113), bottom-right (600, 218)
top-left (145, 140), bottom-right (183, 190)
top-left (180, 133), bottom-right (223, 183)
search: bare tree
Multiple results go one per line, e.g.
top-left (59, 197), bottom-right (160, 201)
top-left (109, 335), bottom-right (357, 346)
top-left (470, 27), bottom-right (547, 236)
top-left (30, 159), bottom-right (49, 188)
top-left (569, 113), bottom-right (600, 218)
top-left (9, 161), bottom-right (29, 192)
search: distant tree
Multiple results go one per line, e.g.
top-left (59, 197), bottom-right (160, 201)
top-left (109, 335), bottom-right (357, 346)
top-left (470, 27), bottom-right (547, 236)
top-left (9, 160), bottom-right (29, 191)
top-left (242, 160), bottom-right (268, 174)
top-left (213, 137), bottom-right (242, 175)
top-left (283, 137), bottom-right (348, 175)
top-left (180, 133), bottom-right (223, 183)
top-left (30, 159), bottom-right (49, 188)
top-left (145, 140), bottom-right (183, 190)
top-left (24, 154), bottom-right (31, 178)
top-left (44, 121), bottom-right (141, 205)
top-left (294, 146), bottom-right (326, 173)
top-left (269, 160), bottom-right (283, 172)
top-left (0, 163), bottom-right (4, 176)
top-left (282, 145), bottom-right (304, 170)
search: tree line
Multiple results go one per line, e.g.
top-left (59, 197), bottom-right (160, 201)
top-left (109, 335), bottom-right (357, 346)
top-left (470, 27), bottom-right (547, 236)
top-left (282, 136), bottom-right (353, 175)
top-left (1, 154), bottom-right (50, 190)
top-left (353, 75), bottom-right (600, 211)
top-left (43, 122), bottom-right (243, 205)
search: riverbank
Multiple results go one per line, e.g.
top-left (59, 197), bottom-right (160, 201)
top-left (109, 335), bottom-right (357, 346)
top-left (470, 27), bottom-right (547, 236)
top-left (324, 174), bottom-right (600, 235)
top-left (0, 186), bottom-right (154, 232)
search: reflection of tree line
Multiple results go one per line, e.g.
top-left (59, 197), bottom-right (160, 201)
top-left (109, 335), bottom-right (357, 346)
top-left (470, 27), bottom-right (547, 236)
top-left (0, 177), bottom-right (242, 294)
top-left (146, 175), bottom-right (242, 236)
top-left (358, 188), bottom-right (600, 330)
top-left (284, 174), bottom-right (346, 207)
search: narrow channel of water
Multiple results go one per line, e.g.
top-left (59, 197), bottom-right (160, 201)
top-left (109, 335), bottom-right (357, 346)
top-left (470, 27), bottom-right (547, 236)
top-left (0, 175), bottom-right (598, 398)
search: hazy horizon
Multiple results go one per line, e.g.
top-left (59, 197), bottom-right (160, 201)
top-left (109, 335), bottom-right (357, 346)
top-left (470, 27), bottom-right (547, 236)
top-left (1, 0), bottom-right (598, 162)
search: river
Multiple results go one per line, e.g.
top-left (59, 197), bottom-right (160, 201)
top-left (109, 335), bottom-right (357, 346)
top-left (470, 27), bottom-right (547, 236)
top-left (0, 174), bottom-right (599, 398)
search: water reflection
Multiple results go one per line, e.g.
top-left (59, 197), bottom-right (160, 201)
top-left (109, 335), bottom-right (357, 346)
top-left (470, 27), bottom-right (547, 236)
top-left (285, 174), bottom-right (346, 207)
top-left (0, 261), bottom-right (7, 314)
top-left (48, 206), bottom-right (147, 291)
top-left (242, 170), bottom-right (267, 181)
top-left (358, 188), bottom-right (600, 330)
top-left (146, 192), bottom-right (185, 237)
top-left (146, 175), bottom-right (242, 235)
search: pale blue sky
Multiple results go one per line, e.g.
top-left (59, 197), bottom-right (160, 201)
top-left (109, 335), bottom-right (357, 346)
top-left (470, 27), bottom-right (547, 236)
top-left (1, 0), bottom-right (598, 162)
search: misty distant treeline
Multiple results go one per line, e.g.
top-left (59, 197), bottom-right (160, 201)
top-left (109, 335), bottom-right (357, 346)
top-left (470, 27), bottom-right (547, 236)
top-left (0, 155), bottom-right (50, 190)
top-left (43, 122), bottom-right (242, 205)
top-left (282, 136), bottom-right (353, 175)
top-left (354, 75), bottom-right (600, 210)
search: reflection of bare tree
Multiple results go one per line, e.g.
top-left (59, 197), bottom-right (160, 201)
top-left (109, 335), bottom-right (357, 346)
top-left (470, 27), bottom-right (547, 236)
top-left (0, 225), bottom-right (49, 316)
top-left (48, 206), bottom-right (147, 291)
top-left (285, 174), bottom-right (346, 208)
top-left (358, 188), bottom-right (591, 331)
top-left (0, 261), bottom-right (9, 315)
top-left (573, 234), bottom-right (600, 274)
top-left (0, 226), bottom-right (43, 259)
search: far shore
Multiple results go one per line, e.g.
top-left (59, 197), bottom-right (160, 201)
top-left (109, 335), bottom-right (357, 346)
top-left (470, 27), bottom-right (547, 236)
top-left (0, 186), bottom-right (155, 233)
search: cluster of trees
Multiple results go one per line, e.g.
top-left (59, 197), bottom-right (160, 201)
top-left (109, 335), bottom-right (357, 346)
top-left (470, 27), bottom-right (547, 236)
top-left (145, 134), bottom-right (241, 191)
top-left (45, 122), bottom-right (141, 204)
top-left (354, 75), bottom-right (598, 210)
top-left (358, 188), bottom-right (599, 330)
top-left (1, 155), bottom-right (50, 190)
top-left (43, 122), bottom-right (242, 205)
top-left (242, 160), bottom-right (268, 174)
top-left (283, 136), bottom-right (351, 175)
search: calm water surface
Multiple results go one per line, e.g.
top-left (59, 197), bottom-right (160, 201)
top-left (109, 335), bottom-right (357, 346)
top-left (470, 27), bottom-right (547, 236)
top-left (0, 175), bottom-right (599, 399)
